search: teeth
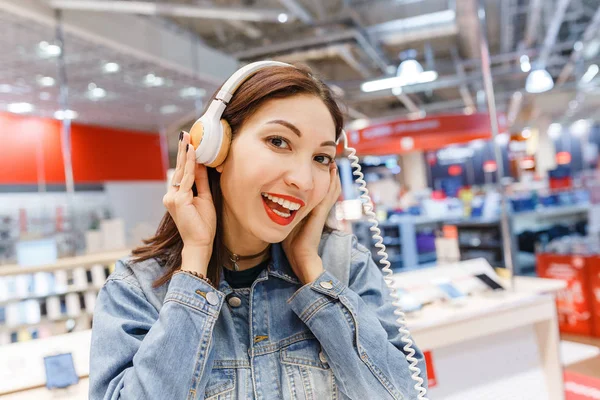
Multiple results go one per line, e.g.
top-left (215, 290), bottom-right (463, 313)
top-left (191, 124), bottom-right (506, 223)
top-left (272, 209), bottom-right (291, 218)
top-left (261, 193), bottom-right (301, 211)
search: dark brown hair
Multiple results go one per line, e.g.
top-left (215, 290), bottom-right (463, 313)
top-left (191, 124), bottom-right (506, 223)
top-left (131, 64), bottom-right (344, 288)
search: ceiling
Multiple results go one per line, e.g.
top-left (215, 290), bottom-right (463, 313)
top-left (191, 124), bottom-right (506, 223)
top-left (1, 0), bottom-right (600, 161)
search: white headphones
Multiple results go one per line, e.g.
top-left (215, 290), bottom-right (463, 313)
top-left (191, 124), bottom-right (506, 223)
top-left (189, 60), bottom-right (292, 167)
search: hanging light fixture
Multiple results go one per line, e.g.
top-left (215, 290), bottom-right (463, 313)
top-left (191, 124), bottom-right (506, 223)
top-left (525, 69), bottom-right (554, 93)
top-left (361, 49), bottom-right (437, 93)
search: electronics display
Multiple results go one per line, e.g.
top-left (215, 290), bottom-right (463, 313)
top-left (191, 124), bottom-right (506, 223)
top-left (44, 353), bottom-right (79, 389)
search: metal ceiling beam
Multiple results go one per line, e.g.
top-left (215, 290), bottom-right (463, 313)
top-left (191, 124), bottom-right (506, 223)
top-left (233, 10), bottom-right (457, 60)
top-left (460, 40), bottom-right (577, 68)
top-left (556, 6), bottom-right (600, 85)
top-left (1, 0), bottom-right (237, 84)
top-left (536, 0), bottom-right (572, 69)
top-left (48, 0), bottom-right (292, 23)
top-left (277, 0), bottom-right (313, 24)
top-left (450, 47), bottom-right (476, 110)
top-left (522, 0), bottom-right (543, 48)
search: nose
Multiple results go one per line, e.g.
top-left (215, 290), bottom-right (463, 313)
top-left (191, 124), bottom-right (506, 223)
top-left (283, 160), bottom-right (314, 192)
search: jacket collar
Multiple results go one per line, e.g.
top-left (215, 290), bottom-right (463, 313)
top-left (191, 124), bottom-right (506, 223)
top-left (217, 242), bottom-right (300, 294)
top-left (267, 243), bottom-right (301, 284)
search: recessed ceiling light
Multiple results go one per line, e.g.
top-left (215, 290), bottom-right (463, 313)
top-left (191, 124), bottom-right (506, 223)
top-left (7, 102), bottom-right (34, 114)
top-left (37, 76), bottom-right (55, 87)
top-left (37, 41), bottom-right (61, 57)
top-left (278, 13), bottom-right (288, 23)
top-left (160, 105), bottom-right (179, 114)
top-left (103, 62), bottom-right (120, 73)
top-left (144, 73), bottom-right (165, 87)
top-left (54, 109), bottom-right (78, 120)
top-left (179, 87), bottom-right (206, 98)
top-left (39, 92), bottom-right (51, 100)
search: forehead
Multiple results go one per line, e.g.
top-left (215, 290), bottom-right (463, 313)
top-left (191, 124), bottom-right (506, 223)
top-left (248, 95), bottom-right (336, 137)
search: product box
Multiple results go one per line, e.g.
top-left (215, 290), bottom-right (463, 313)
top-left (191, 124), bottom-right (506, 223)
top-left (589, 257), bottom-right (600, 338)
top-left (536, 254), bottom-right (595, 336)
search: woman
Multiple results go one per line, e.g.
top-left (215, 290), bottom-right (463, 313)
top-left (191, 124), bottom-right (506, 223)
top-left (89, 64), bottom-right (427, 399)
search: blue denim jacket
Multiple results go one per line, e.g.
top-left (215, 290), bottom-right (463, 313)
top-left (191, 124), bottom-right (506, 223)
top-left (89, 230), bottom-right (427, 399)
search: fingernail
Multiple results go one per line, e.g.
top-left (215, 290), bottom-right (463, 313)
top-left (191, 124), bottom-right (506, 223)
top-left (179, 131), bottom-right (183, 141)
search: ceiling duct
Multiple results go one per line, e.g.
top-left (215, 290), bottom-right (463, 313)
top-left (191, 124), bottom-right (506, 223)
top-left (367, 9), bottom-right (458, 46)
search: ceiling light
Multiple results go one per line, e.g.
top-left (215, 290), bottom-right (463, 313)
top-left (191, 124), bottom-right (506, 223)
top-left (0, 84), bottom-right (12, 93)
top-left (522, 128), bottom-right (531, 138)
top-left (361, 70), bottom-right (438, 92)
top-left (179, 87), bottom-right (206, 98)
top-left (37, 41), bottom-right (61, 57)
top-left (574, 41), bottom-right (584, 52)
top-left (391, 87), bottom-right (403, 95)
top-left (571, 119), bottom-right (592, 137)
top-left (580, 64), bottom-right (599, 85)
top-left (144, 73), bottom-right (164, 87)
top-left (160, 105), bottom-right (179, 114)
top-left (525, 69), bottom-right (554, 93)
top-left (88, 87), bottom-right (107, 99)
top-left (7, 102), bottom-right (34, 114)
top-left (278, 13), bottom-right (288, 23)
top-left (548, 123), bottom-right (562, 139)
top-left (520, 61), bottom-right (531, 73)
top-left (54, 109), bottom-right (78, 120)
top-left (494, 133), bottom-right (510, 145)
top-left (584, 39), bottom-right (600, 60)
top-left (397, 59), bottom-right (424, 78)
top-left (103, 62), bottom-right (120, 73)
top-left (37, 76), bottom-right (55, 87)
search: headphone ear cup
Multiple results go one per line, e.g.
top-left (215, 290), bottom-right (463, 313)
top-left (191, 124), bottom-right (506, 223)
top-left (189, 120), bottom-right (204, 153)
top-left (206, 119), bottom-right (232, 168)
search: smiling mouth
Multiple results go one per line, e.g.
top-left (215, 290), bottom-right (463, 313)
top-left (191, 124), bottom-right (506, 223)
top-left (261, 192), bottom-right (302, 225)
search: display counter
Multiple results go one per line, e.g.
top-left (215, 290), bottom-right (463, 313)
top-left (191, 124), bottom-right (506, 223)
top-left (397, 260), bottom-right (566, 400)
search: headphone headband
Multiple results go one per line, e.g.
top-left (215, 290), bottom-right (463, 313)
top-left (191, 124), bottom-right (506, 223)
top-left (215, 61), bottom-right (292, 104)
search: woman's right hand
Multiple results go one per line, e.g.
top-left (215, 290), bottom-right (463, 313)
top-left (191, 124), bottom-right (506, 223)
top-left (163, 131), bottom-right (216, 270)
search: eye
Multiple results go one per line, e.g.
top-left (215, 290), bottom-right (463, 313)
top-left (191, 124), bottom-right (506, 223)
top-left (314, 155), bottom-right (334, 165)
top-left (267, 136), bottom-right (290, 150)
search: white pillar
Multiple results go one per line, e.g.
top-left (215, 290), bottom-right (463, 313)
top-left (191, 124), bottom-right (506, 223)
top-left (534, 118), bottom-right (557, 178)
top-left (401, 151), bottom-right (428, 190)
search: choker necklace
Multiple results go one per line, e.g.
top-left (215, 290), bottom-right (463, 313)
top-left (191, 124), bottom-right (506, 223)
top-left (224, 245), bottom-right (271, 272)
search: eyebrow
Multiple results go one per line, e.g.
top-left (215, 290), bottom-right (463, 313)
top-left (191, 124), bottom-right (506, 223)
top-left (266, 119), bottom-right (337, 148)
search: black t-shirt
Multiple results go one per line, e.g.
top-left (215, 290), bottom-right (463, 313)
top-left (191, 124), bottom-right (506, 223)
top-left (223, 258), bottom-right (270, 289)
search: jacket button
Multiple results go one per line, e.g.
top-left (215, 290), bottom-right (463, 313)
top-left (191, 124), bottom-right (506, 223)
top-left (319, 281), bottom-right (333, 289)
top-left (206, 292), bottom-right (219, 305)
top-left (228, 296), bottom-right (242, 307)
top-left (319, 351), bottom-right (327, 364)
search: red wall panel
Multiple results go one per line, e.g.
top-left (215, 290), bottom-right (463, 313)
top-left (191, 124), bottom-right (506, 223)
top-left (0, 112), bottom-right (165, 184)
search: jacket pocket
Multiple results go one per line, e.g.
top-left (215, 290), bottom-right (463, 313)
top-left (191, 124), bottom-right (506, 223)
top-left (280, 339), bottom-right (338, 400)
top-left (204, 368), bottom-right (236, 400)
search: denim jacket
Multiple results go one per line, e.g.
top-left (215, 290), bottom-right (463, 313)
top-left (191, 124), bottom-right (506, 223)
top-left (89, 230), bottom-right (427, 399)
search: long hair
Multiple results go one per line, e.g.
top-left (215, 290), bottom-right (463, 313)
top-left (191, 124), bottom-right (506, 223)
top-left (131, 64), bottom-right (344, 288)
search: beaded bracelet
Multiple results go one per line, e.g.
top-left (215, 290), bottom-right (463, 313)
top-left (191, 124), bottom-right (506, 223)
top-left (178, 270), bottom-right (214, 288)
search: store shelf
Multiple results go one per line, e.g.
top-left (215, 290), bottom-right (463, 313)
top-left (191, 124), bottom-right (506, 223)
top-left (0, 286), bottom-right (97, 308)
top-left (512, 204), bottom-right (589, 219)
top-left (0, 312), bottom-right (93, 334)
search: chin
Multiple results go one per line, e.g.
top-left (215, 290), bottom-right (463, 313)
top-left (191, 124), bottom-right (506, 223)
top-left (258, 226), bottom-right (293, 243)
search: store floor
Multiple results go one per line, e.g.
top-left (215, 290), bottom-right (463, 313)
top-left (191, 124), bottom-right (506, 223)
top-left (562, 334), bottom-right (600, 379)
top-left (562, 334), bottom-right (600, 399)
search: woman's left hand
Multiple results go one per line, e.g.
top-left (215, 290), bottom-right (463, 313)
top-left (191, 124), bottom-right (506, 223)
top-left (283, 162), bottom-right (341, 285)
